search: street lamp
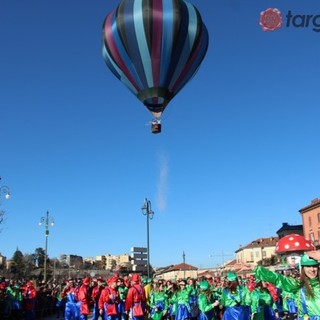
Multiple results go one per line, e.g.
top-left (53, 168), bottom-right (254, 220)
top-left (0, 177), bottom-right (11, 224)
top-left (39, 211), bottom-right (54, 283)
top-left (0, 176), bottom-right (11, 201)
top-left (141, 198), bottom-right (154, 278)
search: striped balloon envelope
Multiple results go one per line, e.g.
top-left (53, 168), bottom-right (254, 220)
top-left (102, 0), bottom-right (209, 133)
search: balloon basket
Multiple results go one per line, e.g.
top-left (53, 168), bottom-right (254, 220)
top-left (151, 122), bottom-right (161, 134)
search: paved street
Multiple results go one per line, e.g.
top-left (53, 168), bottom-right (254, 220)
top-left (43, 312), bottom-right (96, 320)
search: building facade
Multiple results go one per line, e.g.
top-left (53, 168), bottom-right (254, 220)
top-left (96, 253), bottom-right (131, 270)
top-left (299, 198), bottom-right (320, 248)
top-left (276, 222), bottom-right (303, 239)
top-left (235, 236), bottom-right (279, 265)
top-left (155, 263), bottom-right (198, 280)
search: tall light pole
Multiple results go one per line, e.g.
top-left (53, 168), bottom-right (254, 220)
top-left (0, 176), bottom-right (11, 202)
top-left (182, 251), bottom-right (186, 279)
top-left (39, 211), bottom-right (54, 283)
top-left (0, 177), bottom-right (11, 224)
top-left (141, 198), bottom-right (154, 278)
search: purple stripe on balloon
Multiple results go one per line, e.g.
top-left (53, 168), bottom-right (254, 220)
top-left (104, 11), bottom-right (141, 91)
top-left (151, 0), bottom-right (163, 87)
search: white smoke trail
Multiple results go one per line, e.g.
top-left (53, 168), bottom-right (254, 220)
top-left (156, 153), bottom-right (168, 212)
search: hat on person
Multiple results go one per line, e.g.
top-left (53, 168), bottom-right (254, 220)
top-left (83, 277), bottom-right (91, 285)
top-left (227, 272), bottom-right (237, 282)
top-left (107, 277), bottom-right (118, 285)
top-left (178, 279), bottom-right (186, 285)
top-left (131, 274), bottom-right (140, 283)
top-left (300, 253), bottom-right (318, 266)
top-left (198, 280), bottom-right (210, 291)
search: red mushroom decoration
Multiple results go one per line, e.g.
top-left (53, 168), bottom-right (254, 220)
top-left (275, 234), bottom-right (316, 268)
top-left (276, 234), bottom-right (315, 254)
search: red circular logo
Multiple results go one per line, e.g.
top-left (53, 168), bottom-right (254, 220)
top-left (259, 8), bottom-right (282, 32)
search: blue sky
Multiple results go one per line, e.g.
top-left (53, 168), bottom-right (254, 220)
top-left (1, 0), bottom-right (320, 269)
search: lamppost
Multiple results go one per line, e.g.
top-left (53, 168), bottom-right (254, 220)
top-left (261, 246), bottom-right (264, 266)
top-left (141, 198), bottom-right (154, 278)
top-left (39, 211), bottom-right (54, 283)
top-left (0, 176), bottom-right (11, 202)
top-left (0, 177), bottom-right (11, 224)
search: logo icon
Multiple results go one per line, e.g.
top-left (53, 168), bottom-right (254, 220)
top-left (259, 8), bottom-right (282, 32)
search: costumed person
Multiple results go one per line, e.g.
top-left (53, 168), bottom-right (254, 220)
top-left (7, 282), bottom-right (23, 320)
top-left (92, 277), bottom-right (105, 320)
top-left (22, 280), bottom-right (37, 320)
top-left (281, 288), bottom-right (297, 320)
top-left (51, 281), bottom-right (66, 319)
top-left (144, 278), bottom-right (153, 318)
top-left (220, 272), bottom-right (251, 320)
top-left (264, 282), bottom-right (282, 319)
top-left (77, 277), bottom-right (92, 320)
top-left (150, 280), bottom-right (169, 320)
top-left (99, 277), bottom-right (120, 320)
top-left (61, 278), bottom-right (80, 320)
top-left (250, 279), bottom-right (279, 320)
top-left (197, 280), bottom-right (220, 320)
top-left (187, 278), bottom-right (199, 320)
top-left (117, 277), bottom-right (128, 320)
top-left (125, 274), bottom-right (146, 320)
top-left (254, 252), bottom-right (320, 320)
top-left (165, 280), bottom-right (178, 320)
top-left (170, 279), bottom-right (192, 320)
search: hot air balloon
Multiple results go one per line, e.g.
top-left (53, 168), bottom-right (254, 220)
top-left (102, 0), bottom-right (209, 133)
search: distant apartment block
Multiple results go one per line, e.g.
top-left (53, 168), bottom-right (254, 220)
top-left (96, 253), bottom-right (131, 270)
top-left (131, 247), bottom-right (148, 273)
top-left (60, 254), bottom-right (83, 269)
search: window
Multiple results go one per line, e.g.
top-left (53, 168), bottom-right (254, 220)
top-left (309, 216), bottom-right (312, 227)
top-left (318, 212), bottom-right (320, 223)
top-left (309, 232), bottom-right (315, 241)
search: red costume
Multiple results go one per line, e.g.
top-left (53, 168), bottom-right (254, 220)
top-left (78, 277), bottom-right (91, 316)
top-left (125, 274), bottom-right (146, 318)
top-left (98, 278), bottom-right (120, 315)
top-left (23, 281), bottom-right (37, 320)
top-left (92, 282), bottom-right (104, 303)
top-left (92, 278), bottom-right (105, 320)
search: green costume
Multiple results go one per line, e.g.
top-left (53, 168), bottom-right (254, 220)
top-left (171, 286), bottom-right (192, 320)
top-left (198, 292), bottom-right (215, 312)
top-left (281, 288), bottom-right (298, 315)
top-left (171, 286), bottom-right (192, 307)
top-left (220, 285), bottom-right (251, 307)
top-left (118, 285), bottom-right (128, 301)
top-left (255, 265), bottom-right (320, 318)
top-left (250, 287), bottom-right (274, 320)
top-left (150, 290), bottom-right (169, 320)
top-left (6, 286), bottom-right (23, 303)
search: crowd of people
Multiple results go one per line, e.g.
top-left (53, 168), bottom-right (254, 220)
top-left (0, 250), bottom-right (319, 320)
